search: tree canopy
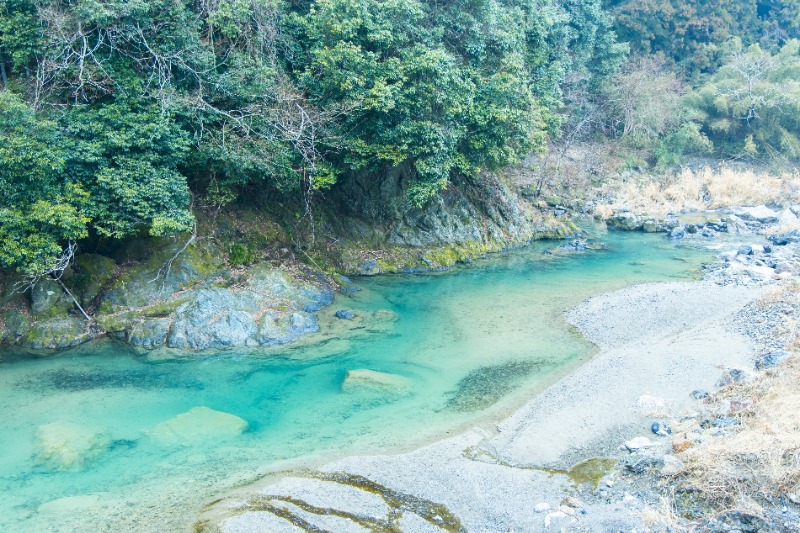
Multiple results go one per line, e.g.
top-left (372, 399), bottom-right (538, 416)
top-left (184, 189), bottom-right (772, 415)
top-left (1, 0), bottom-right (621, 276)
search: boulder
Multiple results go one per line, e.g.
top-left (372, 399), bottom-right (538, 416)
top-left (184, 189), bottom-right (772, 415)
top-left (606, 212), bottom-right (642, 231)
top-left (779, 209), bottom-right (800, 229)
top-left (342, 369), bottom-right (412, 394)
top-left (737, 244), bottom-right (753, 256)
top-left (669, 226), bottom-right (686, 240)
top-left (30, 279), bottom-right (65, 315)
top-left (73, 254), bottom-right (116, 306)
top-left (334, 310), bottom-right (356, 320)
top-left (641, 219), bottom-right (660, 233)
top-left (34, 421), bottom-right (110, 471)
top-left (127, 318), bottom-right (171, 348)
top-left (659, 456), bottom-right (685, 476)
top-left (20, 317), bottom-right (91, 349)
top-left (734, 205), bottom-right (779, 224)
top-left (146, 406), bottom-right (248, 447)
top-left (357, 259), bottom-right (380, 276)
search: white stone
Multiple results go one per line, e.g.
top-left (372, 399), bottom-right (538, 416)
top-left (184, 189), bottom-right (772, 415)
top-left (341, 369), bottom-right (412, 394)
top-left (534, 502), bottom-right (551, 513)
top-left (146, 406), bottom-right (248, 447)
top-left (625, 436), bottom-right (660, 451)
top-left (34, 421), bottom-right (110, 472)
top-left (734, 205), bottom-right (779, 224)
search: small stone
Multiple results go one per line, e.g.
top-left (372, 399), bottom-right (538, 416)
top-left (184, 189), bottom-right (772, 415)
top-left (691, 389), bottom-right (709, 400)
top-left (660, 456), bottom-right (685, 476)
top-left (737, 244), bottom-right (754, 256)
top-left (534, 502), bottom-right (551, 513)
top-left (651, 421), bottom-right (672, 436)
top-left (625, 436), bottom-right (658, 451)
top-left (763, 244), bottom-right (773, 254)
top-left (624, 454), bottom-right (664, 474)
top-left (561, 496), bottom-right (586, 509)
top-left (334, 309), bottom-right (355, 320)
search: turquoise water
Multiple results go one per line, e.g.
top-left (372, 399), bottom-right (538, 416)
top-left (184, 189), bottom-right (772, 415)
top-left (0, 228), bottom-right (723, 531)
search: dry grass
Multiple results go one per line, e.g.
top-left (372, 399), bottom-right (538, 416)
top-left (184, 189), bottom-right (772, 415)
top-left (597, 166), bottom-right (800, 217)
top-left (677, 285), bottom-right (800, 513)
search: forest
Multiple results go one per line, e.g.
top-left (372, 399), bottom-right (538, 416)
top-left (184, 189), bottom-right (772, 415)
top-left (2, 0), bottom-right (800, 278)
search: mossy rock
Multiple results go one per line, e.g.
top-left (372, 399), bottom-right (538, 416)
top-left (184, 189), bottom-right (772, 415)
top-left (72, 254), bottom-right (117, 306)
top-left (1, 308), bottom-right (32, 344)
top-left (20, 317), bottom-right (92, 349)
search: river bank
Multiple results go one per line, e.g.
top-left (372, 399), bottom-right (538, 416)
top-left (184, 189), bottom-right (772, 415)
top-left (198, 238), bottom-right (800, 532)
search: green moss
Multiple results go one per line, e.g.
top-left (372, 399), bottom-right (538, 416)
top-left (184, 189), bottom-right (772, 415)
top-left (142, 298), bottom-right (189, 318)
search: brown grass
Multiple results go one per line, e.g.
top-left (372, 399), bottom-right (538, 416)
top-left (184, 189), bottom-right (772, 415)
top-left (597, 166), bottom-right (800, 217)
top-left (677, 285), bottom-right (800, 512)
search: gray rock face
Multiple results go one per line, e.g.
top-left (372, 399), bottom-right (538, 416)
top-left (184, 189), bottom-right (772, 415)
top-left (31, 279), bottom-right (64, 315)
top-left (326, 164), bottom-right (538, 247)
top-left (20, 317), bottom-right (92, 349)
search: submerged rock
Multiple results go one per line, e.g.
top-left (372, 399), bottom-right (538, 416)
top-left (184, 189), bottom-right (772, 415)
top-left (335, 309), bottom-right (356, 320)
top-left (341, 369), bottom-right (412, 394)
top-left (146, 406), bottom-right (248, 447)
top-left (34, 421), bottom-right (111, 471)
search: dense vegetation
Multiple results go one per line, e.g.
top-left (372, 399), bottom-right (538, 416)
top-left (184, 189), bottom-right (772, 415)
top-left (2, 0), bottom-right (800, 277)
top-left (1, 0), bottom-right (623, 276)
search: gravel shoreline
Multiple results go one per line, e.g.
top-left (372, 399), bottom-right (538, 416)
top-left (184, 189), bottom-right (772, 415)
top-left (200, 232), bottom-right (800, 532)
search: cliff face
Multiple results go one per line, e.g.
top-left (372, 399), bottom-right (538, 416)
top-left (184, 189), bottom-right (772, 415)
top-left (0, 170), bottom-right (576, 352)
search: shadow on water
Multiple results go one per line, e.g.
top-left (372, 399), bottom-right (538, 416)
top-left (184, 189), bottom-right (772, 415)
top-left (18, 368), bottom-right (205, 391)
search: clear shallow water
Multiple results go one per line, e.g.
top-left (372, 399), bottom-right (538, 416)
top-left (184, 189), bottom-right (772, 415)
top-left (0, 228), bottom-right (723, 531)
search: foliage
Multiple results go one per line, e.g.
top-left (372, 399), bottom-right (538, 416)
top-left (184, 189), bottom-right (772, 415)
top-left (686, 40), bottom-right (800, 159)
top-left (0, 91), bottom-right (88, 276)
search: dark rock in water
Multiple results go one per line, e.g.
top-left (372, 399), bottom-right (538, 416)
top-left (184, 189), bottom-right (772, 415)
top-left (700, 227), bottom-right (717, 238)
top-left (685, 224), bottom-right (698, 234)
top-left (542, 250), bottom-right (553, 255)
top-left (357, 259), bottom-right (380, 276)
top-left (669, 226), bottom-right (686, 240)
top-left (763, 244), bottom-right (773, 254)
top-left (651, 421), bottom-right (672, 436)
top-left (624, 454), bottom-right (664, 475)
top-left (712, 417), bottom-right (739, 428)
top-left (339, 286), bottom-right (362, 293)
top-left (691, 389), bottom-right (709, 400)
top-left (737, 244), bottom-right (754, 256)
top-left (561, 239), bottom-right (589, 252)
top-left (755, 350), bottom-right (788, 369)
top-left (335, 310), bottom-right (355, 320)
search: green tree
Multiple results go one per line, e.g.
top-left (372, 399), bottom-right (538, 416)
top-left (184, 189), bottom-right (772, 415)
top-left (687, 40), bottom-right (800, 159)
top-left (0, 91), bottom-right (88, 276)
